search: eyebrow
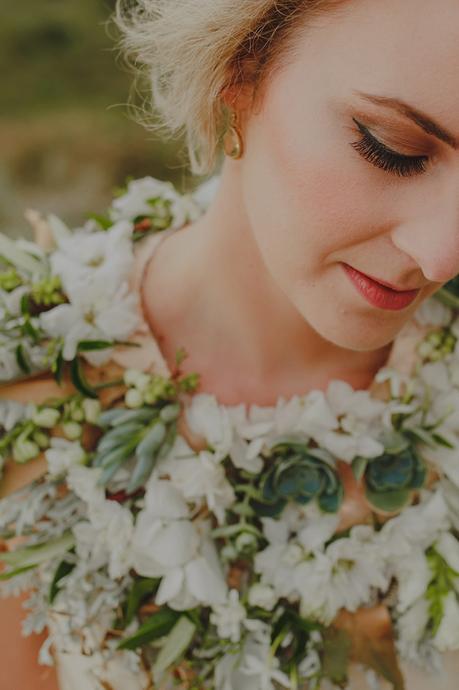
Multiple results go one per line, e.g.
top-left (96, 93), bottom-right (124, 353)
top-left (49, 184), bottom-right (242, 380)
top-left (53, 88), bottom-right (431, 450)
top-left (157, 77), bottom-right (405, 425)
top-left (353, 90), bottom-right (458, 150)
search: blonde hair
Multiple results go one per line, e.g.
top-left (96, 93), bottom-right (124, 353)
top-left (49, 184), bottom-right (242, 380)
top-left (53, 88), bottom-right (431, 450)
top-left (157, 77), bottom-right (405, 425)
top-left (113, 0), bottom-right (345, 176)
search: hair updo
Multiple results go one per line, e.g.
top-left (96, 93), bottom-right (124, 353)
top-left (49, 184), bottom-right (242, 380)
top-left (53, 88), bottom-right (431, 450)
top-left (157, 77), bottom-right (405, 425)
top-left (114, 0), bottom-right (344, 176)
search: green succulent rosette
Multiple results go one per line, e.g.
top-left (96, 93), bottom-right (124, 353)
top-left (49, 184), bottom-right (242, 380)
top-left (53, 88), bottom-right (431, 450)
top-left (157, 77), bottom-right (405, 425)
top-left (353, 431), bottom-right (427, 513)
top-left (251, 439), bottom-right (344, 517)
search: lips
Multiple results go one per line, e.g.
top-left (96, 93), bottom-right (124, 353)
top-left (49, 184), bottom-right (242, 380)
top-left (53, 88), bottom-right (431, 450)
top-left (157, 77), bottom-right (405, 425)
top-left (342, 264), bottom-right (420, 311)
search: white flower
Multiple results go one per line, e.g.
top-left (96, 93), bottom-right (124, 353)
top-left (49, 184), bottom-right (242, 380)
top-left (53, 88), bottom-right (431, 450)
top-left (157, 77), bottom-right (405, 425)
top-left (109, 177), bottom-right (181, 223)
top-left (185, 394), bottom-right (234, 460)
top-left (163, 450), bottom-right (235, 523)
top-left (378, 490), bottom-right (450, 560)
top-left (435, 531), bottom-right (459, 573)
top-left (67, 465), bottom-right (105, 507)
top-left (73, 498), bottom-right (134, 579)
top-left (289, 382), bottom-right (386, 462)
top-left (421, 440), bottom-right (459, 488)
top-left (320, 428), bottom-right (384, 462)
top-left (254, 517), bottom-right (302, 600)
top-left (396, 597), bottom-right (441, 669)
top-left (293, 526), bottom-right (388, 624)
top-left (39, 278), bottom-right (140, 364)
top-left (0, 399), bottom-right (30, 431)
top-left (433, 592), bottom-right (459, 651)
top-left (108, 175), bottom-right (200, 229)
top-left (132, 480), bottom-right (227, 610)
top-left (45, 437), bottom-right (86, 477)
top-left (296, 507), bottom-right (340, 553)
top-left (391, 550), bottom-right (432, 613)
top-left (326, 380), bottom-right (385, 421)
top-left (297, 390), bottom-right (338, 438)
top-left (50, 220), bottom-right (134, 296)
top-left (248, 583), bottom-right (277, 611)
top-left (238, 641), bottom-right (292, 690)
top-left (0, 285), bottom-right (29, 319)
top-left (210, 589), bottom-right (247, 642)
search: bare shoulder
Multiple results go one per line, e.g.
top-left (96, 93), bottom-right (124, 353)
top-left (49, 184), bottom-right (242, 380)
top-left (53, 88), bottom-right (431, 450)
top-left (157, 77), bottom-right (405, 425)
top-left (0, 593), bottom-right (59, 689)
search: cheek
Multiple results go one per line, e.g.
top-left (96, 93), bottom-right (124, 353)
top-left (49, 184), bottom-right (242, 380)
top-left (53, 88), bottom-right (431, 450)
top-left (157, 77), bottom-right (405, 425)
top-left (242, 111), bottom-right (373, 283)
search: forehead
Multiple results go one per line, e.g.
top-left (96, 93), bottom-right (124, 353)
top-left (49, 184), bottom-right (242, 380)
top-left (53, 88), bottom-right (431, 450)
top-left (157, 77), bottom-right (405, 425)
top-left (281, 0), bottom-right (459, 133)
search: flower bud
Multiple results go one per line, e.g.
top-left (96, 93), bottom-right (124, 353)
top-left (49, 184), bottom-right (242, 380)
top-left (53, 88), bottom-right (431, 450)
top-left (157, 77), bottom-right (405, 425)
top-left (125, 388), bottom-right (144, 409)
top-left (220, 544), bottom-right (238, 562)
top-left (82, 398), bottom-right (101, 425)
top-left (62, 421), bottom-right (83, 440)
top-left (69, 400), bottom-right (85, 422)
top-left (124, 368), bottom-right (150, 390)
top-left (32, 430), bottom-right (50, 449)
top-left (13, 437), bottom-right (40, 463)
top-left (235, 531), bottom-right (257, 555)
top-left (248, 583), bottom-right (277, 611)
top-left (32, 407), bottom-right (60, 428)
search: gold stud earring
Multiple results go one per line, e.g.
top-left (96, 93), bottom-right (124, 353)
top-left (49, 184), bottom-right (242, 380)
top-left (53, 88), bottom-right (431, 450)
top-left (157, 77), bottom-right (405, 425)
top-left (223, 110), bottom-right (244, 159)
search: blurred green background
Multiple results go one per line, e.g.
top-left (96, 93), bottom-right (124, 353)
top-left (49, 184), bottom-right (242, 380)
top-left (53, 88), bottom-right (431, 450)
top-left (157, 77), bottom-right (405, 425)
top-left (1, 0), bottom-right (199, 239)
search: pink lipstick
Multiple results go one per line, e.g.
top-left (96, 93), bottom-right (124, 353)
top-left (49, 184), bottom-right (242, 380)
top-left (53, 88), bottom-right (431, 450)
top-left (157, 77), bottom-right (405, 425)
top-left (342, 264), bottom-right (420, 311)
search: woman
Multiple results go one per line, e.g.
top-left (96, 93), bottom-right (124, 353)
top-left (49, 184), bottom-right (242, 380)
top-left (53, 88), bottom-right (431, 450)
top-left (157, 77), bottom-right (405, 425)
top-left (2, 0), bottom-right (459, 687)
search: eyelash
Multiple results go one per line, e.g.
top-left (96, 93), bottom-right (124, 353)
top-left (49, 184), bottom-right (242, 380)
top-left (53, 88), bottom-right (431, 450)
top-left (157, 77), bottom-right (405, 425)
top-left (350, 117), bottom-right (430, 178)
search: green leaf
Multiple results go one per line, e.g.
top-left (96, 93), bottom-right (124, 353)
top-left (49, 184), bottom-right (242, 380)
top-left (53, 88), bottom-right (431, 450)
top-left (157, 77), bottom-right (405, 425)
top-left (434, 286), bottom-right (459, 309)
top-left (352, 456), bottom-right (368, 481)
top-left (20, 293), bottom-right (31, 316)
top-left (108, 408), bottom-right (157, 427)
top-left (378, 430), bottom-right (411, 455)
top-left (87, 213), bottom-right (113, 230)
top-left (52, 348), bottom-right (64, 384)
top-left (70, 357), bottom-right (98, 398)
top-left (431, 433), bottom-right (456, 449)
top-left (117, 608), bottom-right (180, 650)
top-left (0, 532), bottom-right (75, 571)
top-left (153, 616), bottom-right (196, 680)
top-left (0, 564), bottom-right (37, 581)
top-left (95, 423), bottom-right (144, 454)
top-left (403, 427), bottom-right (436, 449)
top-left (77, 340), bottom-right (114, 352)
top-left (365, 487), bottom-right (411, 513)
top-left (123, 578), bottom-right (159, 628)
top-left (49, 558), bottom-right (76, 603)
top-left (22, 318), bottom-right (40, 343)
top-left (15, 343), bottom-right (31, 374)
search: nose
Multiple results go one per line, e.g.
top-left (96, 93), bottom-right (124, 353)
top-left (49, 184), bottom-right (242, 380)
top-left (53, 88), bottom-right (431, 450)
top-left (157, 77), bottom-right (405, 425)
top-left (391, 184), bottom-right (459, 285)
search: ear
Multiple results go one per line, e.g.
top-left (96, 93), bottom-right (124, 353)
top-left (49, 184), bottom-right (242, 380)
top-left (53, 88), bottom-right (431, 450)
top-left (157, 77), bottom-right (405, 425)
top-left (220, 81), bottom-right (255, 115)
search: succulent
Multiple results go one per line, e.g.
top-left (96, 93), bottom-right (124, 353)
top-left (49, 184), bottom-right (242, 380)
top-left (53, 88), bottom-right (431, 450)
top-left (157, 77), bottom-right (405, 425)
top-left (356, 432), bottom-right (427, 512)
top-left (251, 439), bottom-right (343, 517)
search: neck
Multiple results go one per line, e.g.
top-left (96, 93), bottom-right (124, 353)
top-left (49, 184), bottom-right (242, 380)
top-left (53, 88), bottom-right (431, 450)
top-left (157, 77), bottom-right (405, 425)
top-left (143, 163), bottom-right (393, 406)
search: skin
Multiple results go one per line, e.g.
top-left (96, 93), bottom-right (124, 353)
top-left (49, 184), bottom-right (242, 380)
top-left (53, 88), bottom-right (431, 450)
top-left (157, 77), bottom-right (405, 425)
top-left (144, 0), bottom-right (459, 409)
top-left (3, 0), bottom-right (459, 687)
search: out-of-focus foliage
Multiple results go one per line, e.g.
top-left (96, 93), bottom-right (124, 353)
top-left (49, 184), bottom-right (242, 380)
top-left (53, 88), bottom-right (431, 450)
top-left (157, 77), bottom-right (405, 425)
top-left (0, 0), bottom-right (199, 238)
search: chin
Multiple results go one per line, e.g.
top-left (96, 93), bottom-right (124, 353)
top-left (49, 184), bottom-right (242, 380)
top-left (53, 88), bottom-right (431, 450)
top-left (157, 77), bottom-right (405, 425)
top-left (309, 309), bottom-right (404, 352)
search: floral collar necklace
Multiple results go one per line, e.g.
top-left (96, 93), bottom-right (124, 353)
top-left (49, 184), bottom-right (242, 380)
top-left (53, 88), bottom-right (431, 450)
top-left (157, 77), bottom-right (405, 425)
top-left (1, 176), bottom-right (459, 690)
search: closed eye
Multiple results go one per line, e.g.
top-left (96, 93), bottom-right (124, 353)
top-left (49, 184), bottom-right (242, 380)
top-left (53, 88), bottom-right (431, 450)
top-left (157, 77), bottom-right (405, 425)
top-left (350, 117), bottom-right (430, 177)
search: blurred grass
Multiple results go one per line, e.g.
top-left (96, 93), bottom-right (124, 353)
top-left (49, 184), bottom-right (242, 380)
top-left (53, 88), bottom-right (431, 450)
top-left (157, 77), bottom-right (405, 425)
top-left (0, 0), bottom-right (199, 238)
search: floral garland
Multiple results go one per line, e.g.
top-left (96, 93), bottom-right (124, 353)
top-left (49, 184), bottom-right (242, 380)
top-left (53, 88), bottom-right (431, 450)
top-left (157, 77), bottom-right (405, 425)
top-left (2, 176), bottom-right (459, 690)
